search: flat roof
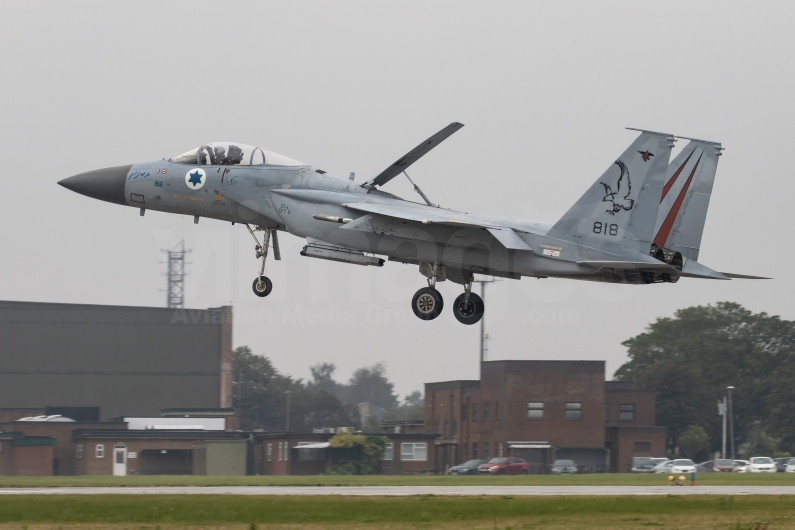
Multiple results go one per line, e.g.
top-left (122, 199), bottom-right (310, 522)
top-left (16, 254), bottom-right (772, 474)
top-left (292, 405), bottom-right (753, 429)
top-left (0, 300), bottom-right (230, 314)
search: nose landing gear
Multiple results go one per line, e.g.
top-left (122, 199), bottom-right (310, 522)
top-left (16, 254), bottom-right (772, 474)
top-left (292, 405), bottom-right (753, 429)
top-left (246, 224), bottom-right (274, 298)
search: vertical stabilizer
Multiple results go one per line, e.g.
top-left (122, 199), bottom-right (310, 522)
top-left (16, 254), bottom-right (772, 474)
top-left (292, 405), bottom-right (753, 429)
top-left (652, 137), bottom-right (722, 261)
top-left (546, 130), bottom-right (674, 257)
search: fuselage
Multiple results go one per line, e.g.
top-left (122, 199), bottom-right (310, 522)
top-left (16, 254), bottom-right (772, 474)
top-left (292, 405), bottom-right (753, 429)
top-left (123, 155), bottom-right (642, 284)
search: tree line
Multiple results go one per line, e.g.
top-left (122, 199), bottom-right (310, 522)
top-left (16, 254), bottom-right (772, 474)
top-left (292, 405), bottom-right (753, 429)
top-left (232, 346), bottom-right (424, 432)
top-left (616, 302), bottom-right (795, 459)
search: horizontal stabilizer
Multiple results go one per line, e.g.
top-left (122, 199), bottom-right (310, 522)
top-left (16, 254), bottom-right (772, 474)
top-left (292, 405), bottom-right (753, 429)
top-left (366, 122), bottom-right (464, 187)
top-left (486, 227), bottom-right (533, 251)
top-left (720, 272), bottom-right (771, 280)
top-left (679, 259), bottom-right (729, 280)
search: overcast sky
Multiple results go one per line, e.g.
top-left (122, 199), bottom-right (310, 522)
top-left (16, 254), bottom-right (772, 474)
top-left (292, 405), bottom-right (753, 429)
top-left (1, 1), bottom-right (792, 399)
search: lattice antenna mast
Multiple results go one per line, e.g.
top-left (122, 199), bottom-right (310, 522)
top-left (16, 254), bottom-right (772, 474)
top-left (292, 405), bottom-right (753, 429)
top-left (161, 241), bottom-right (191, 308)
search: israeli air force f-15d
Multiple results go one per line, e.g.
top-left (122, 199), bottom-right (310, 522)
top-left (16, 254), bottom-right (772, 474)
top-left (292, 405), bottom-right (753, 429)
top-left (59, 124), bottom-right (766, 325)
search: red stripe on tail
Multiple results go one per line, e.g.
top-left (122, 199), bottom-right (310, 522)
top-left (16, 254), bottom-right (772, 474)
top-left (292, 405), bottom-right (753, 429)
top-left (653, 154), bottom-right (702, 248)
top-left (661, 150), bottom-right (695, 202)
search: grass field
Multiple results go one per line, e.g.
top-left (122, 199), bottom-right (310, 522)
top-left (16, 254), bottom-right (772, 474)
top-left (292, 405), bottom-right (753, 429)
top-left (0, 494), bottom-right (791, 529)
top-left (1, 473), bottom-right (794, 488)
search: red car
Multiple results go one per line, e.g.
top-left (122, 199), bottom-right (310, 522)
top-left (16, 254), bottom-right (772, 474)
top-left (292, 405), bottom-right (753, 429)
top-left (478, 457), bottom-right (529, 475)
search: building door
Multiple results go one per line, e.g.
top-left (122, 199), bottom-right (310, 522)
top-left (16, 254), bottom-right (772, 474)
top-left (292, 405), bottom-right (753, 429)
top-left (113, 445), bottom-right (127, 476)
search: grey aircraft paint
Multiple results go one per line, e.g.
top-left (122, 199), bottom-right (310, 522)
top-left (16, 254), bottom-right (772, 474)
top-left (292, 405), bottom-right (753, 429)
top-left (58, 125), bottom-right (766, 325)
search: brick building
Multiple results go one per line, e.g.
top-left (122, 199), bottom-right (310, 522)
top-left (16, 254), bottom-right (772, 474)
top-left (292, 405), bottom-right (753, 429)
top-left (424, 361), bottom-right (665, 473)
top-left (255, 432), bottom-right (439, 475)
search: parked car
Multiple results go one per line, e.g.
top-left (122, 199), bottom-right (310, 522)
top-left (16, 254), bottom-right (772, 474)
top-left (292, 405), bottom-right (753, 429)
top-left (630, 457), bottom-right (656, 473)
top-left (550, 459), bottom-right (578, 474)
top-left (696, 460), bottom-right (714, 473)
top-left (748, 457), bottom-right (776, 473)
top-left (669, 459), bottom-right (697, 474)
top-left (478, 457), bottom-right (529, 475)
top-left (448, 459), bottom-right (485, 475)
top-left (651, 457), bottom-right (669, 466)
top-left (653, 460), bottom-right (673, 473)
top-left (785, 458), bottom-right (795, 473)
top-left (713, 459), bottom-right (735, 472)
top-left (775, 457), bottom-right (792, 472)
top-left (733, 460), bottom-right (750, 473)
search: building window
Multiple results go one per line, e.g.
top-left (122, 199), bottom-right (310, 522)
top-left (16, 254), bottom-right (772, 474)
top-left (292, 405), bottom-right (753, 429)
top-left (472, 403), bottom-right (479, 422)
top-left (462, 404), bottom-right (468, 422)
top-left (619, 404), bottom-right (635, 421)
top-left (284, 442), bottom-right (289, 461)
top-left (266, 443), bottom-right (272, 462)
top-left (76, 444), bottom-right (84, 459)
top-left (483, 442), bottom-right (490, 460)
top-left (565, 402), bottom-right (582, 420)
top-left (95, 444), bottom-right (105, 458)
top-left (472, 442), bottom-right (478, 459)
top-left (401, 443), bottom-right (427, 461)
top-left (483, 403), bottom-right (490, 421)
top-left (383, 443), bottom-right (394, 460)
top-left (634, 441), bottom-right (651, 452)
top-left (495, 402), bottom-right (500, 420)
top-left (527, 402), bottom-right (544, 419)
top-left (278, 442), bottom-right (284, 461)
top-left (497, 442), bottom-right (503, 457)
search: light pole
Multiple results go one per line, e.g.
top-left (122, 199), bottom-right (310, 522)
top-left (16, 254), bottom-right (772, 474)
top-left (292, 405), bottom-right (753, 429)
top-left (285, 390), bottom-right (291, 432)
top-left (719, 396), bottom-right (727, 459)
top-left (727, 386), bottom-right (735, 460)
top-left (473, 278), bottom-right (497, 377)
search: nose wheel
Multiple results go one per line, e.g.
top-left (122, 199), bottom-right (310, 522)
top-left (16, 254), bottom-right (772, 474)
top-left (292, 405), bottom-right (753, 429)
top-left (246, 224), bottom-right (274, 298)
top-left (252, 276), bottom-right (273, 297)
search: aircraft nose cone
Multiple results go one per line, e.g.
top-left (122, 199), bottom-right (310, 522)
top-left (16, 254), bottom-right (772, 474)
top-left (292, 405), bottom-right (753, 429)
top-left (58, 164), bottom-right (132, 206)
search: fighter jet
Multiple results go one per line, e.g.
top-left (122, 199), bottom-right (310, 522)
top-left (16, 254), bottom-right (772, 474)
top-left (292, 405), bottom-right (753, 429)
top-left (59, 124), bottom-right (766, 325)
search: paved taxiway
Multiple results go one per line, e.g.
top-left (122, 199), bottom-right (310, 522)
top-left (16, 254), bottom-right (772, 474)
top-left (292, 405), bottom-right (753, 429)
top-left (0, 486), bottom-right (794, 496)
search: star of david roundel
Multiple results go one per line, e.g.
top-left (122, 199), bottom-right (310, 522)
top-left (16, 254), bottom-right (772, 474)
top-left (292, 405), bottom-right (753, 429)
top-left (185, 168), bottom-right (206, 190)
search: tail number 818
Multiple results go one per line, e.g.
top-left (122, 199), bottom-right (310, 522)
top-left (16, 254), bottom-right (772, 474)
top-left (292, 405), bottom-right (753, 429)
top-left (593, 222), bottom-right (618, 236)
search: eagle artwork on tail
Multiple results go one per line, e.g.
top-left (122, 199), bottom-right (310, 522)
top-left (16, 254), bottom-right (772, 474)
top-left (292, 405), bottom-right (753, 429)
top-left (600, 160), bottom-right (634, 215)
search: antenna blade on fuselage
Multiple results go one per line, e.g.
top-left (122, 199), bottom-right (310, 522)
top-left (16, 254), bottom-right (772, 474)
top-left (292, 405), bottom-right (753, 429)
top-left (366, 122), bottom-right (464, 187)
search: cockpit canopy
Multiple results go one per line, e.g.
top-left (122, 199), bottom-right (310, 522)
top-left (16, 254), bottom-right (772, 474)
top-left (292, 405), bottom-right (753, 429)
top-left (171, 142), bottom-right (305, 167)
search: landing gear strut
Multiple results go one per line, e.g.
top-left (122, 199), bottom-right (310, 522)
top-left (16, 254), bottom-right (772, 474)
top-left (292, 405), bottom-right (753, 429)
top-left (247, 224), bottom-right (273, 298)
top-left (411, 263), bottom-right (444, 320)
top-left (453, 275), bottom-right (484, 325)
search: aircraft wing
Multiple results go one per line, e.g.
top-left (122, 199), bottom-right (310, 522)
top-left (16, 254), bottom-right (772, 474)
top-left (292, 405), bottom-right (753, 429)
top-left (343, 201), bottom-right (497, 228)
top-left (365, 122), bottom-right (464, 187)
top-left (577, 260), bottom-right (682, 274)
top-left (342, 202), bottom-right (533, 250)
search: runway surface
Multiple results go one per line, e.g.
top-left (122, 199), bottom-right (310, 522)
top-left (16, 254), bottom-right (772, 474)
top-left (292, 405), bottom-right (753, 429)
top-left (0, 486), bottom-right (794, 496)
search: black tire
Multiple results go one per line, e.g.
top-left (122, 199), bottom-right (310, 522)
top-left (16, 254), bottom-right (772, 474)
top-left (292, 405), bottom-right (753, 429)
top-left (252, 276), bottom-right (273, 297)
top-left (497, 469), bottom-right (506, 475)
top-left (452, 292), bottom-right (484, 325)
top-left (411, 287), bottom-right (443, 320)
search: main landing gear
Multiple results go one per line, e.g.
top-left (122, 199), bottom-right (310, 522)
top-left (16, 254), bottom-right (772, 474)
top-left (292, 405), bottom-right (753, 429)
top-left (410, 265), bottom-right (484, 325)
top-left (412, 263), bottom-right (444, 321)
top-left (246, 224), bottom-right (273, 298)
top-left (452, 277), bottom-right (484, 326)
